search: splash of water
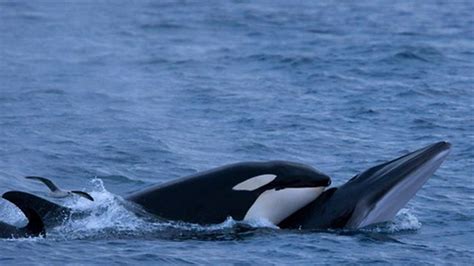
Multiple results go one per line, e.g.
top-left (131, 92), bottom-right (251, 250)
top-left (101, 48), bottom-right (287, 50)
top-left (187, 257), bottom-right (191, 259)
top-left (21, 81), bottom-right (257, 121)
top-left (2, 178), bottom-right (422, 241)
top-left (50, 178), bottom-right (278, 240)
top-left (389, 208), bottom-right (422, 231)
top-left (363, 208), bottom-right (422, 233)
top-left (56, 178), bottom-right (154, 238)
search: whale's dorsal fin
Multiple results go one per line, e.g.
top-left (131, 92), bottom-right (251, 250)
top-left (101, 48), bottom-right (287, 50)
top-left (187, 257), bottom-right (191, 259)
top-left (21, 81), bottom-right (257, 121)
top-left (22, 206), bottom-right (45, 236)
top-left (2, 194), bottom-right (46, 237)
top-left (2, 191), bottom-right (71, 228)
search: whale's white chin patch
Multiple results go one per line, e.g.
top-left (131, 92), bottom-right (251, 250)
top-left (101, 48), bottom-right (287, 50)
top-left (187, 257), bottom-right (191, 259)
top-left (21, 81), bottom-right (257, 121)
top-left (244, 187), bottom-right (325, 225)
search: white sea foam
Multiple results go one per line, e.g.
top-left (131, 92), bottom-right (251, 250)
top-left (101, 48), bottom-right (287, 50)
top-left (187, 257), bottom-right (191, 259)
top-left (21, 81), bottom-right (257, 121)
top-left (243, 218), bottom-right (280, 229)
top-left (57, 179), bottom-right (152, 237)
top-left (364, 208), bottom-right (422, 233)
top-left (388, 208), bottom-right (422, 231)
top-left (2, 178), bottom-right (422, 241)
top-left (55, 178), bottom-right (281, 236)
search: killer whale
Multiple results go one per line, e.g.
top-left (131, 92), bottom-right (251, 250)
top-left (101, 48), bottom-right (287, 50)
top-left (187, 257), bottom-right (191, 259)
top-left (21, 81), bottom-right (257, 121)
top-left (3, 161), bottom-right (332, 228)
top-left (1, 141), bottom-right (451, 231)
top-left (2, 191), bottom-right (72, 228)
top-left (127, 161), bottom-right (332, 225)
top-left (279, 141), bottom-right (451, 229)
top-left (0, 193), bottom-right (45, 238)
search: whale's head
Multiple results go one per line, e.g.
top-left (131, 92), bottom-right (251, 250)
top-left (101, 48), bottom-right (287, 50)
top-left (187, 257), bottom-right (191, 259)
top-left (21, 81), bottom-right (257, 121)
top-left (343, 141), bottom-right (451, 228)
top-left (232, 161), bottom-right (332, 225)
top-left (279, 141), bottom-right (451, 229)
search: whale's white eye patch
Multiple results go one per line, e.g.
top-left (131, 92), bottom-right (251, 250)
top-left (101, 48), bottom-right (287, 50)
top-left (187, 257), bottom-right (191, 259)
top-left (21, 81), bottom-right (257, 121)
top-left (232, 174), bottom-right (277, 191)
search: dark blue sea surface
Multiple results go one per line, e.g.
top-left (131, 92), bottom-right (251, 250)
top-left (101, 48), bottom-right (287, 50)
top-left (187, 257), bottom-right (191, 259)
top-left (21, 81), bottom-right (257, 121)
top-left (1, 0), bottom-right (473, 264)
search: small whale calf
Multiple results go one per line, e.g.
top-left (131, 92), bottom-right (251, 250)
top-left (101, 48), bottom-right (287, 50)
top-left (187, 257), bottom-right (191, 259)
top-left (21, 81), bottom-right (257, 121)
top-left (0, 141), bottom-right (452, 238)
top-left (25, 176), bottom-right (94, 201)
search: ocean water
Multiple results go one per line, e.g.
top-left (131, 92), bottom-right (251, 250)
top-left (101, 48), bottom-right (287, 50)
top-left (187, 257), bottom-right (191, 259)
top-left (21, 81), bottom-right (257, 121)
top-left (0, 0), bottom-right (473, 264)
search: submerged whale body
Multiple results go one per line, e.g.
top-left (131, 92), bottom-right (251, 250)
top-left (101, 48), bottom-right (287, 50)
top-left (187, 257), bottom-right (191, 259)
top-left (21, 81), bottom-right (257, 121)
top-left (2, 141), bottom-right (451, 231)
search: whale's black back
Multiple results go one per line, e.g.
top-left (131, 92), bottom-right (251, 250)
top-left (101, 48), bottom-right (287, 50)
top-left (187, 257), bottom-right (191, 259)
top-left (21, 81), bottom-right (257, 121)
top-left (127, 162), bottom-right (272, 224)
top-left (126, 161), bottom-right (330, 225)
